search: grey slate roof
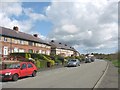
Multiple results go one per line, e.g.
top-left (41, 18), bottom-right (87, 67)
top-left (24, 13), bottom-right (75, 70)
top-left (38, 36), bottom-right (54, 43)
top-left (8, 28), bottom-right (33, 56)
top-left (49, 40), bottom-right (76, 51)
top-left (0, 26), bottom-right (50, 46)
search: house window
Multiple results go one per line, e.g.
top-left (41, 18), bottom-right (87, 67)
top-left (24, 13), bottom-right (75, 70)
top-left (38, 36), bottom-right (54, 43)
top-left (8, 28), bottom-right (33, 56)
top-left (29, 41), bottom-right (33, 46)
top-left (14, 47), bottom-right (19, 52)
top-left (46, 50), bottom-right (50, 55)
top-left (39, 50), bottom-right (42, 54)
top-left (0, 36), bottom-right (1, 41)
top-left (0, 48), bottom-right (1, 54)
top-left (14, 39), bottom-right (18, 44)
top-left (36, 51), bottom-right (39, 53)
top-left (29, 49), bottom-right (33, 53)
top-left (19, 49), bottom-right (25, 52)
top-left (42, 51), bottom-right (45, 54)
top-left (20, 40), bottom-right (25, 45)
top-left (4, 37), bottom-right (7, 42)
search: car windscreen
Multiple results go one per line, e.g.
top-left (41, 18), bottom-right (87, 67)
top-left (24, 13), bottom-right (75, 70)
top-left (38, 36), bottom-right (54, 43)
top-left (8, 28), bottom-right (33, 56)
top-left (8, 63), bottom-right (20, 69)
top-left (69, 60), bottom-right (77, 62)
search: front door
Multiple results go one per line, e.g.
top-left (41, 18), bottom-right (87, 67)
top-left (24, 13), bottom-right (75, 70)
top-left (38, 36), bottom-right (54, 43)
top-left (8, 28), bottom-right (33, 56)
top-left (3, 46), bottom-right (8, 55)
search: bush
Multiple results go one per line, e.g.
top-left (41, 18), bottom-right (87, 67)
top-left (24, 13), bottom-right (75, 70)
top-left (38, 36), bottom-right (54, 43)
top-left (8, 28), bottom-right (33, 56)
top-left (40, 60), bottom-right (47, 68)
top-left (35, 59), bottom-right (41, 69)
top-left (43, 56), bottom-right (55, 66)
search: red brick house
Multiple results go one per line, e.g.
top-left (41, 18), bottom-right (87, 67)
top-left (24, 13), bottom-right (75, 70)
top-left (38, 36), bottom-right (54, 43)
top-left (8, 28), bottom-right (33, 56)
top-left (0, 26), bottom-right (51, 58)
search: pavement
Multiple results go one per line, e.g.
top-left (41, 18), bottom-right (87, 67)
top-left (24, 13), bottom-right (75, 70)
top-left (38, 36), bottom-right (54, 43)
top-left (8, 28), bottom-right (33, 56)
top-left (97, 61), bottom-right (119, 89)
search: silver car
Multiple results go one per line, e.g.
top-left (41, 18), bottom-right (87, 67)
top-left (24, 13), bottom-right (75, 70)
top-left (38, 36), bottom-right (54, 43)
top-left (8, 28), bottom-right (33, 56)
top-left (67, 59), bottom-right (80, 67)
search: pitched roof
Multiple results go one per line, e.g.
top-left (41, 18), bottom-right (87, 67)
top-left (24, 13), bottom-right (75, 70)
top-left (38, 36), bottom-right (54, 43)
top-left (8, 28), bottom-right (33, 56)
top-left (0, 26), bottom-right (50, 46)
top-left (49, 40), bottom-right (76, 51)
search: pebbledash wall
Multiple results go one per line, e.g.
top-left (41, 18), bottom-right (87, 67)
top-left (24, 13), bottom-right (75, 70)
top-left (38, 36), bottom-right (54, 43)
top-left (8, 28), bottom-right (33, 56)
top-left (0, 26), bottom-right (80, 58)
top-left (50, 40), bottom-right (80, 57)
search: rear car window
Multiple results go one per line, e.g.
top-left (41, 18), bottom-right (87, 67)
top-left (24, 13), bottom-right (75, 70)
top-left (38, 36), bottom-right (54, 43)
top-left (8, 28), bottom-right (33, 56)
top-left (21, 63), bottom-right (27, 69)
top-left (28, 63), bottom-right (33, 68)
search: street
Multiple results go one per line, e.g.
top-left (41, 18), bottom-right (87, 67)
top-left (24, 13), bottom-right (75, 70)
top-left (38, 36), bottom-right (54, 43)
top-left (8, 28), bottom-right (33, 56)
top-left (1, 60), bottom-right (107, 88)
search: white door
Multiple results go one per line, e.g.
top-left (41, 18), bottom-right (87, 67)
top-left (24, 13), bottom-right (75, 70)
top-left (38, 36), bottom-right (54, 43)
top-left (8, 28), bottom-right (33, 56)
top-left (3, 46), bottom-right (8, 55)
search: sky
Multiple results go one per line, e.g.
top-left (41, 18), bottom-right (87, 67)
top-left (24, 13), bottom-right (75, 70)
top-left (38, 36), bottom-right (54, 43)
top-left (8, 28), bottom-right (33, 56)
top-left (0, 0), bottom-right (118, 54)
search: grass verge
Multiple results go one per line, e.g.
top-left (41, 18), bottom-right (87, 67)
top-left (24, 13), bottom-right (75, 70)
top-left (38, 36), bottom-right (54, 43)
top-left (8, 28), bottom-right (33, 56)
top-left (112, 60), bottom-right (120, 73)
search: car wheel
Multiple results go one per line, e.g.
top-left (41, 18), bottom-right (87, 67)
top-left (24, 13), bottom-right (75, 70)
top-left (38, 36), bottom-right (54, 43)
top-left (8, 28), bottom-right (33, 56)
top-left (32, 71), bottom-right (36, 77)
top-left (12, 74), bottom-right (18, 81)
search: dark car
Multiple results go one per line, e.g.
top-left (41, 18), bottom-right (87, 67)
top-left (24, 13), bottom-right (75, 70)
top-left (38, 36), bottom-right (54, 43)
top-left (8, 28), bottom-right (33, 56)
top-left (85, 58), bottom-right (91, 63)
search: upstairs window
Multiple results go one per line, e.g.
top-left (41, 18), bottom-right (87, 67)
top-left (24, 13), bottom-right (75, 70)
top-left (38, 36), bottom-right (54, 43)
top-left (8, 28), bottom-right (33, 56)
top-left (20, 40), bottom-right (24, 45)
top-left (0, 36), bottom-right (1, 41)
top-left (4, 37), bottom-right (7, 42)
top-left (29, 41), bottom-right (33, 46)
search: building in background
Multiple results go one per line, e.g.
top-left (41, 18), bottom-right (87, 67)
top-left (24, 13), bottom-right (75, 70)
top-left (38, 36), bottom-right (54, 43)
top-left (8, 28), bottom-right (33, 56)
top-left (50, 40), bottom-right (80, 57)
top-left (0, 26), bottom-right (51, 58)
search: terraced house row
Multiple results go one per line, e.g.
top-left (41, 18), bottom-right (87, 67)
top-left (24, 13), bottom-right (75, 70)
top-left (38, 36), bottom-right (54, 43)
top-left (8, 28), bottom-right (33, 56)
top-left (0, 26), bottom-right (80, 58)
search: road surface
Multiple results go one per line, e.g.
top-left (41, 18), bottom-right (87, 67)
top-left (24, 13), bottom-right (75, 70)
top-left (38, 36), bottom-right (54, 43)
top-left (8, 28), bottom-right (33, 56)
top-left (1, 60), bottom-right (107, 88)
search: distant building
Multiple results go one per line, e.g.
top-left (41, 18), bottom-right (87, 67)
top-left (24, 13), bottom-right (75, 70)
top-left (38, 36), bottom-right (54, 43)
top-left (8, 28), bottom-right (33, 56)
top-left (50, 40), bottom-right (80, 57)
top-left (0, 26), bottom-right (51, 58)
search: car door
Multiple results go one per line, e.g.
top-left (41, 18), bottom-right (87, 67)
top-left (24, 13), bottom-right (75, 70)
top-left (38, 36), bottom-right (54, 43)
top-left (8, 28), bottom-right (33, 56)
top-left (27, 63), bottom-right (34, 75)
top-left (20, 63), bottom-right (28, 77)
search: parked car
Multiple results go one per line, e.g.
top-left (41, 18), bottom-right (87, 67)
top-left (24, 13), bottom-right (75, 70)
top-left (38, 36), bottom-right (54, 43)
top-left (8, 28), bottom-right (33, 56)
top-left (0, 62), bottom-right (37, 81)
top-left (91, 57), bottom-right (95, 62)
top-left (85, 54), bottom-right (95, 63)
top-left (85, 58), bottom-right (91, 63)
top-left (67, 59), bottom-right (80, 67)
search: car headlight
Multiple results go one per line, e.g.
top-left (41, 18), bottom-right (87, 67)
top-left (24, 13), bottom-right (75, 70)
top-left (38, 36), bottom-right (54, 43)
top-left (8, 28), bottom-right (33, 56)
top-left (5, 72), bottom-right (11, 75)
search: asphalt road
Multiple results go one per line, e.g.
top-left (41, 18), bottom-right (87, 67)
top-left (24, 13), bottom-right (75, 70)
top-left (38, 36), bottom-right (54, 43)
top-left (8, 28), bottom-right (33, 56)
top-left (1, 60), bottom-right (107, 88)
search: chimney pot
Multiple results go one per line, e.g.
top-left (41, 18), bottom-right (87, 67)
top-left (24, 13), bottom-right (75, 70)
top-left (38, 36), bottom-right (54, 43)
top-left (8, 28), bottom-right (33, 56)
top-left (51, 40), bottom-right (54, 42)
top-left (33, 34), bottom-right (38, 37)
top-left (13, 26), bottom-right (19, 31)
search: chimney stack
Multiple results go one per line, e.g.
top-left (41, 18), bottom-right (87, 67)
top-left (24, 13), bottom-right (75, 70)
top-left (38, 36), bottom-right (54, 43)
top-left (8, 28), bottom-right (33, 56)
top-left (13, 26), bottom-right (19, 31)
top-left (51, 40), bottom-right (54, 42)
top-left (59, 42), bottom-right (62, 44)
top-left (33, 34), bottom-right (38, 37)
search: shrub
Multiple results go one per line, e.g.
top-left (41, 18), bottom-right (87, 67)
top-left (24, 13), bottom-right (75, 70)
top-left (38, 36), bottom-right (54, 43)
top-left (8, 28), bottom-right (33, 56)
top-left (43, 55), bottom-right (55, 66)
top-left (36, 59), bottom-right (41, 69)
top-left (39, 60), bottom-right (47, 68)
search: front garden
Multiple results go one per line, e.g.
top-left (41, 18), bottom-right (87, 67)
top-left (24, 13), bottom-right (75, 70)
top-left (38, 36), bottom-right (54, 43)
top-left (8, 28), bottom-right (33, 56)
top-left (0, 53), bottom-right (83, 70)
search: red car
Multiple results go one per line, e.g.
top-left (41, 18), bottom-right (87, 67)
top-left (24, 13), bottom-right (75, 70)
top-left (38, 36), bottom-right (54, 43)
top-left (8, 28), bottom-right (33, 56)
top-left (0, 62), bottom-right (37, 81)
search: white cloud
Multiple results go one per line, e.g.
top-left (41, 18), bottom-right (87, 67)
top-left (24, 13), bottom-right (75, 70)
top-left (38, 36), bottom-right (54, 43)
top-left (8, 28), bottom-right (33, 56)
top-left (23, 8), bottom-right (46, 21)
top-left (0, 2), bottom-right (47, 33)
top-left (0, 2), bottom-right (23, 17)
top-left (61, 24), bottom-right (78, 34)
top-left (47, 0), bottom-right (118, 53)
top-left (0, 1), bottom-right (118, 54)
